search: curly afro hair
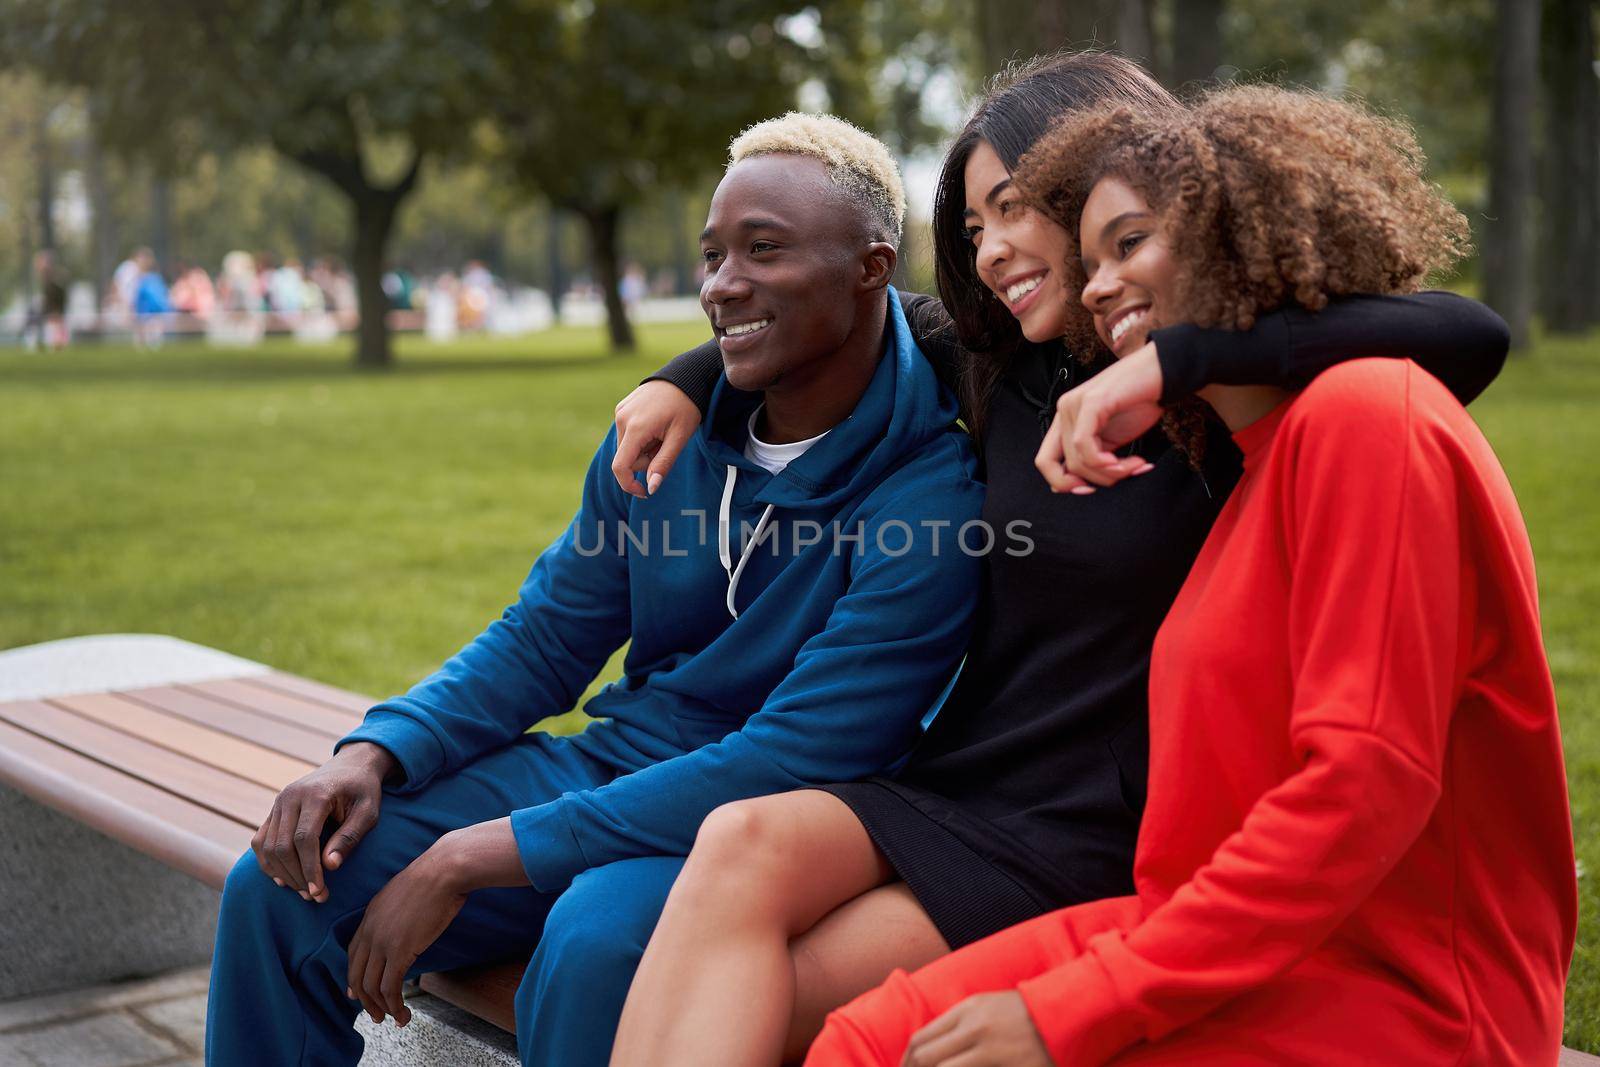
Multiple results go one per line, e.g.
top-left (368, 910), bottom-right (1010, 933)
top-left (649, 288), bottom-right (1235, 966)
top-left (1012, 84), bottom-right (1472, 462)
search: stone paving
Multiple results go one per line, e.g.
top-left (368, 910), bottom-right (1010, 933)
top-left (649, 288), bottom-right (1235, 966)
top-left (0, 965), bottom-right (208, 1066)
top-left (0, 966), bottom-right (517, 1067)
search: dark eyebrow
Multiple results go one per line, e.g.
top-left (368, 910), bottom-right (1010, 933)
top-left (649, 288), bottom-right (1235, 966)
top-left (1097, 210), bottom-right (1154, 244)
top-left (962, 177), bottom-right (1013, 220)
top-left (701, 217), bottom-right (793, 241)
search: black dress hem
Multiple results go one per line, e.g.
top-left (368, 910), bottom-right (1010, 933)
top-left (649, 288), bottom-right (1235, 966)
top-left (811, 779), bottom-right (1052, 950)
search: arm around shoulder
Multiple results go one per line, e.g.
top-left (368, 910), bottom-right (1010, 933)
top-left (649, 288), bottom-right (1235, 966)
top-left (1150, 291), bottom-right (1508, 407)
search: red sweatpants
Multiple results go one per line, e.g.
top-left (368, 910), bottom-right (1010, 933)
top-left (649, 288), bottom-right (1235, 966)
top-left (803, 896), bottom-right (1141, 1066)
top-left (802, 895), bottom-right (1299, 1067)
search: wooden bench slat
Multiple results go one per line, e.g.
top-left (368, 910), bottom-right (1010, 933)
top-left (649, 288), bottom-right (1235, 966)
top-left (0, 717), bottom-right (250, 889)
top-left (50, 692), bottom-right (315, 792)
top-left (120, 685), bottom-right (339, 765)
top-left (246, 671), bottom-right (376, 715)
top-left (419, 959), bottom-right (526, 1035)
top-left (180, 678), bottom-right (365, 737)
top-left (0, 699), bottom-right (277, 827)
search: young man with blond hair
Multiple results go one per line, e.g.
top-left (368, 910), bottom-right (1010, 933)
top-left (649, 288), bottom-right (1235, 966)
top-left (205, 113), bottom-right (985, 1067)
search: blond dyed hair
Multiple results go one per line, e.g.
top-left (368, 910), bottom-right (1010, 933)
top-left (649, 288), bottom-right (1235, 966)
top-left (729, 112), bottom-right (906, 247)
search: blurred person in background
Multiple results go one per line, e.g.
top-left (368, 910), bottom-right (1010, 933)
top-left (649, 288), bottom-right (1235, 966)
top-left (132, 249), bottom-right (172, 349)
top-left (218, 250), bottom-right (259, 312)
top-left (109, 246), bottom-right (149, 320)
top-left (382, 265), bottom-right (417, 311)
top-left (23, 249), bottom-right (69, 351)
top-left (213, 250), bottom-right (265, 345)
top-left (621, 262), bottom-right (648, 311)
top-left (460, 259), bottom-right (495, 330)
top-left (169, 261), bottom-right (217, 320)
top-left (314, 257), bottom-right (358, 324)
top-left (270, 257), bottom-right (309, 321)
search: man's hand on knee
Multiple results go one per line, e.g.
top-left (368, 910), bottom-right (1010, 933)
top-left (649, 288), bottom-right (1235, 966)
top-left (250, 741), bottom-right (398, 903)
top-left (345, 840), bottom-right (473, 1028)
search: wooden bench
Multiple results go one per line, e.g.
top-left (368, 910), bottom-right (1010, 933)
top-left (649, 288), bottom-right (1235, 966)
top-left (1, 634), bottom-right (1594, 1065)
top-left (0, 634), bottom-right (524, 1063)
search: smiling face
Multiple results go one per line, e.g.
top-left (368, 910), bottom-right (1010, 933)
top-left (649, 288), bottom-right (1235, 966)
top-left (699, 154), bottom-right (872, 392)
top-left (961, 140), bottom-right (1073, 343)
top-left (1077, 176), bottom-right (1181, 359)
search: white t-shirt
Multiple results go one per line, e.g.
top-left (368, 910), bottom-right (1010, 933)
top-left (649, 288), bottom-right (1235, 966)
top-left (743, 406), bottom-right (831, 475)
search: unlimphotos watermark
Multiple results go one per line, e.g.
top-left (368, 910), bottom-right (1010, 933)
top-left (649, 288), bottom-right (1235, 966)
top-left (571, 513), bottom-right (1036, 559)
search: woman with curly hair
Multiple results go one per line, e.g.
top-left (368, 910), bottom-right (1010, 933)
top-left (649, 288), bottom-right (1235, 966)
top-left (605, 54), bottom-right (1514, 1067)
top-left (802, 85), bottom-right (1577, 1067)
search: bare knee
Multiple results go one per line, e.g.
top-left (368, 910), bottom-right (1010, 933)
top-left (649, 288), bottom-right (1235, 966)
top-left (692, 798), bottom-right (802, 875)
top-left (678, 798), bottom-right (810, 921)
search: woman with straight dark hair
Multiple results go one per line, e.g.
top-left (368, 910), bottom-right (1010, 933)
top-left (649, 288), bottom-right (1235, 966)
top-left (605, 52), bottom-right (1510, 1067)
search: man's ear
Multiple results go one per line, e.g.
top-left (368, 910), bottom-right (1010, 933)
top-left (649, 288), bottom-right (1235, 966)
top-left (858, 242), bottom-right (898, 292)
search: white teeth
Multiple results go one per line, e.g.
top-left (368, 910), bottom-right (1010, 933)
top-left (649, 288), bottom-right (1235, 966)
top-left (1006, 276), bottom-right (1043, 304)
top-left (1111, 309), bottom-right (1148, 344)
top-left (724, 319), bottom-right (772, 337)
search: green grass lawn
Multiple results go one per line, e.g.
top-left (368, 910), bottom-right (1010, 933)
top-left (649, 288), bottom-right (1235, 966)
top-left (2, 325), bottom-right (1596, 1049)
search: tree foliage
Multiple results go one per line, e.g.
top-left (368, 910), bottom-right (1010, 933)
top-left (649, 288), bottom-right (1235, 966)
top-left (481, 0), bottom-right (890, 350)
top-left (0, 0), bottom-right (497, 365)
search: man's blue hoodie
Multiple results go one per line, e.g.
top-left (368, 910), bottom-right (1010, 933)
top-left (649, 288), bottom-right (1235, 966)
top-left (335, 290), bottom-right (985, 893)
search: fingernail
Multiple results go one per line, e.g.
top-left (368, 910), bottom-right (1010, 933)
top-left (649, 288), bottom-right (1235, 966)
top-left (647, 472), bottom-right (662, 495)
top-left (1070, 485), bottom-right (1096, 495)
top-left (1134, 463), bottom-right (1155, 474)
top-left (273, 877), bottom-right (284, 887)
top-left (328, 852), bottom-right (341, 867)
top-left (308, 883), bottom-right (319, 896)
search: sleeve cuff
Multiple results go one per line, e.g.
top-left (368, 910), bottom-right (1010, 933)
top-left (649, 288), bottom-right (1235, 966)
top-left (1150, 313), bottom-right (1291, 405)
top-left (333, 708), bottom-right (446, 794)
top-left (510, 801), bottom-right (589, 893)
top-left (1017, 945), bottom-right (1140, 1067)
top-left (642, 341), bottom-right (722, 417)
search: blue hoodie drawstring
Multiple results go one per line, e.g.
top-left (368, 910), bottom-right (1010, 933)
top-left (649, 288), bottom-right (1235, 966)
top-left (718, 464), bottom-right (776, 619)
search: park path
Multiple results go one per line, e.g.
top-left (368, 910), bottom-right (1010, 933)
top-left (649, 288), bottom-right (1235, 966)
top-left (0, 965), bottom-right (207, 1066)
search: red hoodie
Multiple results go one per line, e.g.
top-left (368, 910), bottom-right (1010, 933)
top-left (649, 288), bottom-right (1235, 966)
top-left (991, 358), bottom-right (1576, 1064)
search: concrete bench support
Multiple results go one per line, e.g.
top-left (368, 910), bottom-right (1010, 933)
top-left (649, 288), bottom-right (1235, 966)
top-left (357, 993), bottom-right (519, 1066)
top-left (0, 782), bottom-right (221, 1000)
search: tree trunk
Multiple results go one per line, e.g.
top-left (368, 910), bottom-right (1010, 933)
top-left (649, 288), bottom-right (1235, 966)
top-left (547, 204), bottom-right (568, 323)
top-left (35, 105), bottom-right (55, 253)
top-left (1116, 0), bottom-right (1158, 72)
top-left (290, 145), bottom-right (423, 368)
top-left (350, 190), bottom-right (403, 367)
top-left (579, 203), bottom-right (636, 353)
top-left (978, 0), bottom-right (1122, 73)
top-left (1484, 0), bottom-right (1542, 350)
top-left (1170, 0), bottom-right (1226, 91)
top-left (86, 126), bottom-right (116, 313)
top-left (666, 189), bottom-right (692, 297)
top-left (1538, 0), bottom-right (1597, 333)
top-left (150, 176), bottom-right (173, 275)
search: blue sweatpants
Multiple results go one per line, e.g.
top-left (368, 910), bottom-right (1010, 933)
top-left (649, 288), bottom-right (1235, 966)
top-left (205, 730), bottom-right (685, 1067)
